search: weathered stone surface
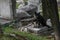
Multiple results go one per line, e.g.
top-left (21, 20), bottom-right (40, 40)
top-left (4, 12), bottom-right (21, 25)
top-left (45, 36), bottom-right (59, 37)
top-left (18, 23), bottom-right (35, 32)
top-left (17, 4), bottom-right (37, 13)
top-left (0, 19), bottom-right (11, 25)
top-left (21, 17), bottom-right (36, 22)
top-left (46, 19), bottom-right (52, 27)
top-left (28, 0), bottom-right (41, 12)
top-left (16, 10), bottom-right (31, 19)
top-left (0, 0), bottom-right (13, 19)
top-left (27, 27), bottom-right (48, 34)
top-left (27, 26), bottom-right (53, 35)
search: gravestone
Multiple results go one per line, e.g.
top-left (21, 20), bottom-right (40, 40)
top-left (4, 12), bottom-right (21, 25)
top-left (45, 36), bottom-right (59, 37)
top-left (0, 0), bottom-right (13, 19)
top-left (0, 0), bottom-right (16, 26)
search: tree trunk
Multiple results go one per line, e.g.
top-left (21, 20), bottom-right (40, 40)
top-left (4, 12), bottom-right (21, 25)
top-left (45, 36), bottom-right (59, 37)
top-left (42, 0), bottom-right (60, 40)
top-left (11, 0), bottom-right (16, 19)
top-left (42, 0), bottom-right (50, 20)
top-left (0, 24), bottom-right (3, 37)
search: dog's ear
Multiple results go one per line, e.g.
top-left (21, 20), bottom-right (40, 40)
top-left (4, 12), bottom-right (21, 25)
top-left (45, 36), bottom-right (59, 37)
top-left (35, 12), bottom-right (40, 16)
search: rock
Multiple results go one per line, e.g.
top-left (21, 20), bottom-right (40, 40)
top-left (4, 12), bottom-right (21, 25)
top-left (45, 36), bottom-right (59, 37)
top-left (28, 0), bottom-right (41, 13)
top-left (10, 34), bottom-right (16, 37)
top-left (27, 27), bottom-right (40, 33)
top-left (0, 19), bottom-right (11, 25)
top-left (18, 23), bottom-right (35, 32)
top-left (46, 19), bottom-right (52, 27)
top-left (16, 10), bottom-right (31, 19)
top-left (27, 27), bottom-right (48, 34)
top-left (17, 4), bottom-right (37, 13)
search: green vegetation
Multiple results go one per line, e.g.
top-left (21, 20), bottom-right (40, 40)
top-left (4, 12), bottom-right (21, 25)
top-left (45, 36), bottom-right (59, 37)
top-left (16, 0), bottom-right (28, 9)
top-left (0, 36), bottom-right (17, 40)
top-left (58, 7), bottom-right (60, 20)
top-left (2, 27), bottom-right (54, 40)
top-left (16, 3), bottom-right (19, 9)
top-left (23, 0), bottom-right (28, 2)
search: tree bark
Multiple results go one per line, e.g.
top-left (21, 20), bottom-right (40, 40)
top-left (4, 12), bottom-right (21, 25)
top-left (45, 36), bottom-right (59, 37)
top-left (11, 0), bottom-right (16, 19)
top-left (42, 0), bottom-right (60, 40)
top-left (42, 0), bottom-right (50, 20)
top-left (0, 24), bottom-right (3, 37)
